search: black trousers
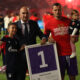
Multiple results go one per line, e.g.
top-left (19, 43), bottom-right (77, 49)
top-left (6, 51), bottom-right (28, 80)
top-left (17, 51), bottom-right (28, 80)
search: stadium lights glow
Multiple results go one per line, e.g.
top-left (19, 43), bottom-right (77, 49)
top-left (67, 0), bottom-right (72, 2)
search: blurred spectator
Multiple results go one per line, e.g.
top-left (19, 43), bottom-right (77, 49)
top-left (12, 13), bottom-right (19, 22)
top-left (30, 13), bottom-right (39, 22)
top-left (0, 14), bottom-right (4, 34)
top-left (10, 12), bottom-right (15, 22)
top-left (4, 13), bottom-right (11, 29)
top-left (0, 42), bottom-right (6, 65)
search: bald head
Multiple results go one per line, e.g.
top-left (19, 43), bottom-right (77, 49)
top-left (19, 6), bottom-right (29, 22)
top-left (20, 6), bottom-right (29, 13)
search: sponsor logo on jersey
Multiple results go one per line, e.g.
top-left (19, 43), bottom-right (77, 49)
top-left (8, 46), bottom-right (18, 52)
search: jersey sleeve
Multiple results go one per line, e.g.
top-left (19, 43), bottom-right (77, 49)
top-left (71, 28), bottom-right (78, 36)
top-left (1, 37), bottom-right (5, 42)
top-left (1, 36), bottom-right (8, 42)
top-left (76, 21), bottom-right (80, 29)
top-left (44, 22), bottom-right (50, 37)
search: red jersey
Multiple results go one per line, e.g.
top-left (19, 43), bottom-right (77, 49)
top-left (0, 41), bottom-right (6, 55)
top-left (30, 15), bottom-right (39, 22)
top-left (0, 35), bottom-right (9, 55)
top-left (44, 16), bottom-right (72, 56)
top-left (43, 14), bottom-right (53, 26)
top-left (13, 17), bottom-right (17, 22)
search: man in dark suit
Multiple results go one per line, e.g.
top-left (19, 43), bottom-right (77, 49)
top-left (15, 6), bottom-right (46, 80)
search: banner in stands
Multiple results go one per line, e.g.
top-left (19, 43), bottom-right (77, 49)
top-left (25, 43), bottom-right (61, 80)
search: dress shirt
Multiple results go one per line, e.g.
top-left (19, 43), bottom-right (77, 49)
top-left (21, 20), bottom-right (30, 34)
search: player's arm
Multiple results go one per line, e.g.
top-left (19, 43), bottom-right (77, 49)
top-left (40, 24), bottom-right (50, 45)
top-left (48, 33), bottom-right (56, 43)
top-left (43, 23), bottom-right (55, 44)
top-left (71, 28), bottom-right (78, 36)
top-left (70, 28), bottom-right (78, 43)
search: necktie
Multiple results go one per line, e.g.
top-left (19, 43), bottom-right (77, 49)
top-left (24, 23), bottom-right (28, 36)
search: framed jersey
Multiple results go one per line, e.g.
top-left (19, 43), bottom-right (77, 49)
top-left (25, 43), bottom-right (61, 80)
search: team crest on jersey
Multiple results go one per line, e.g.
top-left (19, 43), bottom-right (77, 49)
top-left (58, 24), bottom-right (64, 27)
top-left (8, 73), bottom-right (12, 78)
top-left (8, 41), bottom-right (10, 44)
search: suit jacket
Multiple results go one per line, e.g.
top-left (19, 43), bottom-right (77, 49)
top-left (15, 20), bottom-right (44, 46)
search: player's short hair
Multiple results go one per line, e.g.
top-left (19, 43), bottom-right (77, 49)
top-left (52, 3), bottom-right (61, 8)
top-left (71, 9), bottom-right (79, 16)
top-left (8, 22), bottom-right (17, 29)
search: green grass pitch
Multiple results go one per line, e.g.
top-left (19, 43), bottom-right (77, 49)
top-left (0, 32), bottom-right (80, 80)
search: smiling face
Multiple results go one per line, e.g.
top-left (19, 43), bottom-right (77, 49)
top-left (8, 24), bottom-right (17, 37)
top-left (19, 7), bottom-right (29, 22)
